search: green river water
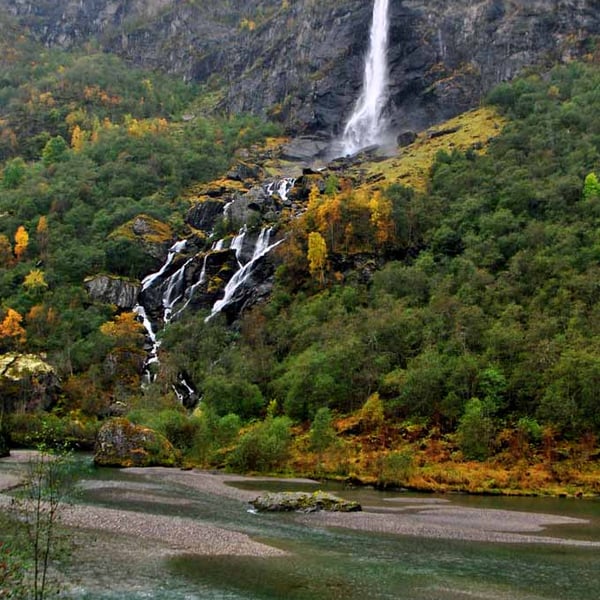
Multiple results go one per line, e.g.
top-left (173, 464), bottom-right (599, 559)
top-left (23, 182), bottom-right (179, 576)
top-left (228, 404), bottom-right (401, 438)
top-left (2, 456), bottom-right (599, 600)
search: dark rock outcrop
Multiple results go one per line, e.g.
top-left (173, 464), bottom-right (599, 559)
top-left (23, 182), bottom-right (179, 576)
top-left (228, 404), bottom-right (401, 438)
top-left (250, 491), bottom-right (362, 513)
top-left (1, 1), bottom-right (597, 140)
top-left (84, 275), bottom-right (140, 309)
top-left (94, 417), bottom-right (179, 468)
top-left (0, 353), bottom-right (60, 413)
top-left (186, 199), bottom-right (227, 232)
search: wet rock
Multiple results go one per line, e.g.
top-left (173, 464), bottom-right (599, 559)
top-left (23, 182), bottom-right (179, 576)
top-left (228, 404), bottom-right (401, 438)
top-left (84, 275), bottom-right (140, 309)
top-left (397, 130), bottom-right (417, 147)
top-left (94, 418), bottom-right (179, 468)
top-left (0, 353), bottom-right (60, 413)
top-left (186, 199), bottom-right (228, 232)
top-left (280, 136), bottom-right (331, 161)
top-left (250, 491), bottom-right (362, 513)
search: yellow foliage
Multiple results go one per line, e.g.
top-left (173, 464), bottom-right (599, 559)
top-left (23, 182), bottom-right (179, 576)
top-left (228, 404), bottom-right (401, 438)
top-left (0, 308), bottom-right (26, 346)
top-left (127, 117), bottom-right (169, 137)
top-left (307, 231), bottom-right (327, 285)
top-left (369, 191), bottom-right (394, 246)
top-left (23, 269), bottom-right (48, 292)
top-left (240, 18), bottom-right (256, 31)
top-left (100, 312), bottom-right (145, 347)
top-left (13, 225), bottom-right (28, 260)
top-left (71, 124), bottom-right (86, 152)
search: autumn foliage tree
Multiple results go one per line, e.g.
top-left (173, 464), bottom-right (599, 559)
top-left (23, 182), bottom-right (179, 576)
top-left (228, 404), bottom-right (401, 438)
top-left (0, 308), bottom-right (27, 350)
top-left (100, 312), bottom-right (145, 349)
top-left (13, 225), bottom-right (29, 261)
top-left (307, 232), bottom-right (327, 286)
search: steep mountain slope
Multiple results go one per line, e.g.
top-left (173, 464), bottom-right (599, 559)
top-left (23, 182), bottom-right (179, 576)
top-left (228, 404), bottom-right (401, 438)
top-left (1, 0), bottom-right (598, 137)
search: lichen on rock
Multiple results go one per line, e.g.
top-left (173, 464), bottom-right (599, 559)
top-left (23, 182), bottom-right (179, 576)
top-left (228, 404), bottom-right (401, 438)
top-left (250, 491), bottom-right (361, 513)
top-left (94, 417), bottom-right (179, 468)
top-left (0, 353), bottom-right (60, 413)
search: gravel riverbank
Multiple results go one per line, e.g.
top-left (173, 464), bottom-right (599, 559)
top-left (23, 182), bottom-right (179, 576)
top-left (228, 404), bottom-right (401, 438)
top-left (2, 453), bottom-right (599, 554)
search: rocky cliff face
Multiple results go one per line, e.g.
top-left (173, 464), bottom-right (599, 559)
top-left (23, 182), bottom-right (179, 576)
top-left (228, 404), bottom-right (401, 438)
top-left (1, 0), bottom-right (598, 137)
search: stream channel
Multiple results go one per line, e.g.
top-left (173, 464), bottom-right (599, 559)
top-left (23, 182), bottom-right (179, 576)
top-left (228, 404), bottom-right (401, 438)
top-left (1, 454), bottom-right (600, 599)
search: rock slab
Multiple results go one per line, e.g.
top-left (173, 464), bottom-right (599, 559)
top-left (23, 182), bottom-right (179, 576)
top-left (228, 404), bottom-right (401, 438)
top-left (250, 491), bottom-right (361, 513)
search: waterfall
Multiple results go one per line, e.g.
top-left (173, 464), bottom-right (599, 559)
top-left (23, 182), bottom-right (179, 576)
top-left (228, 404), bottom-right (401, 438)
top-left (141, 240), bottom-right (187, 291)
top-left (341, 0), bottom-right (390, 155)
top-left (207, 227), bottom-right (283, 321)
top-left (230, 226), bottom-right (247, 265)
top-left (135, 177), bottom-right (296, 383)
top-left (133, 304), bottom-right (160, 382)
top-left (162, 258), bottom-right (193, 323)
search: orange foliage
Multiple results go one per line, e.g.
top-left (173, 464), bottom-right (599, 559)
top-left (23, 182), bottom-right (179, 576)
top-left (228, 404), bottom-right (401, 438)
top-left (100, 312), bottom-right (145, 348)
top-left (13, 225), bottom-right (28, 260)
top-left (300, 184), bottom-right (396, 256)
top-left (0, 308), bottom-right (26, 347)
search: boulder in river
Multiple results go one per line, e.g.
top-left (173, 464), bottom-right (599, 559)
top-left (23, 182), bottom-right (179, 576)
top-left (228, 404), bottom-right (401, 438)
top-left (94, 418), bottom-right (179, 468)
top-left (250, 491), bottom-right (361, 513)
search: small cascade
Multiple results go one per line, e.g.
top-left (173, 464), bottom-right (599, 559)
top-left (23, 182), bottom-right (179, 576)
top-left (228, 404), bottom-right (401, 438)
top-left (134, 174), bottom-right (297, 389)
top-left (141, 240), bottom-right (187, 291)
top-left (341, 0), bottom-right (391, 155)
top-left (172, 254), bottom-right (209, 319)
top-left (230, 226), bottom-right (247, 265)
top-left (172, 375), bottom-right (197, 407)
top-left (265, 177), bottom-right (296, 202)
top-left (162, 258), bottom-right (194, 323)
top-left (133, 304), bottom-right (160, 383)
top-left (207, 227), bottom-right (283, 321)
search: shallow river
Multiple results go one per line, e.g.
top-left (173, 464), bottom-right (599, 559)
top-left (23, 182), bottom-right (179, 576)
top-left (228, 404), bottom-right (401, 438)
top-left (2, 455), bottom-right (599, 600)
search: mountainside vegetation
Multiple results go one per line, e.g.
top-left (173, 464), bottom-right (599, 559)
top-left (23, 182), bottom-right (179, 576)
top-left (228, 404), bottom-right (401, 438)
top-left (1, 12), bottom-right (599, 495)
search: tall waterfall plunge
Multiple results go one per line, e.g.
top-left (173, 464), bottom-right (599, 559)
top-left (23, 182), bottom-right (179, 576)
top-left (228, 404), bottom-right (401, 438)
top-left (341, 0), bottom-right (391, 155)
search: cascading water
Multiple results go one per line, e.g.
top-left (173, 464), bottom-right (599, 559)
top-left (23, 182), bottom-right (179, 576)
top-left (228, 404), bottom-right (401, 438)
top-left (135, 177), bottom-right (296, 376)
top-left (206, 227), bottom-right (283, 321)
top-left (341, 0), bottom-right (390, 155)
top-left (141, 240), bottom-right (187, 291)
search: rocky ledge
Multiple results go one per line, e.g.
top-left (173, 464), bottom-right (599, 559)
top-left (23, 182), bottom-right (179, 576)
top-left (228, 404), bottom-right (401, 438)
top-left (250, 491), bottom-right (361, 513)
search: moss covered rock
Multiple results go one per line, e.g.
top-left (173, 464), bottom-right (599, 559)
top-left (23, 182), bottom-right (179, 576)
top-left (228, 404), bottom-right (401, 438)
top-left (250, 491), bottom-right (361, 513)
top-left (0, 353), bottom-right (60, 413)
top-left (109, 214), bottom-right (173, 263)
top-left (94, 418), bottom-right (179, 468)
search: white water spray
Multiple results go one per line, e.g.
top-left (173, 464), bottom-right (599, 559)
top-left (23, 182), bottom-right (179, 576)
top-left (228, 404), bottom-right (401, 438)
top-left (341, 0), bottom-right (390, 155)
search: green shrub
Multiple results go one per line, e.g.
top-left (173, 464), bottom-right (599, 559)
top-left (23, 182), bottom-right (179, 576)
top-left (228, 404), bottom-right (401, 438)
top-left (457, 398), bottom-right (496, 461)
top-left (8, 413), bottom-right (99, 449)
top-left (227, 415), bottom-right (292, 473)
top-left (377, 450), bottom-right (414, 488)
